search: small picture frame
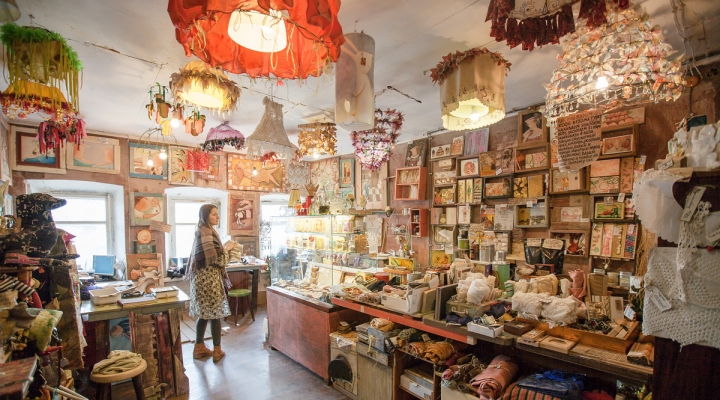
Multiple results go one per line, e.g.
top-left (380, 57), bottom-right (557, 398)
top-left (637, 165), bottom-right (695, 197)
top-left (234, 236), bottom-right (259, 257)
top-left (594, 202), bottom-right (625, 219)
top-left (168, 146), bottom-right (195, 185)
top-left (405, 140), bottom-right (427, 167)
top-left (129, 142), bottom-right (168, 180)
top-left (483, 176), bottom-right (513, 199)
top-left (451, 136), bottom-right (465, 156)
top-left (517, 110), bottom-right (548, 149)
top-left (602, 134), bottom-right (634, 156)
top-left (430, 144), bottom-right (451, 160)
top-left (130, 192), bottom-right (166, 226)
top-left (464, 129), bottom-right (489, 156)
top-left (459, 157), bottom-right (479, 177)
top-left (478, 151), bottom-right (498, 177)
top-left (228, 192), bottom-right (260, 236)
top-left (339, 158), bottom-right (355, 187)
top-left (514, 198), bottom-right (549, 228)
top-left (66, 136), bottom-right (121, 174)
top-left (11, 126), bottom-right (66, 174)
top-left (433, 185), bottom-right (456, 206)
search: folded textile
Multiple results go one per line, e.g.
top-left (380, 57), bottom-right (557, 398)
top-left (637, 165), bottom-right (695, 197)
top-left (469, 355), bottom-right (519, 400)
top-left (0, 273), bottom-right (35, 296)
top-left (357, 292), bottom-right (381, 304)
top-left (397, 328), bottom-right (423, 348)
top-left (446, 312), bottom-right (472, 326)
top-left (370, 318), bottom-right (395, 332)
top-left (407, 341), bottom-right (428, 357)
top-left (423, 341), bottom-right (455, 364)
top-left (92, 350), bottom-right (143, 375)
top-left (516, 371), bottom-right (585, 400)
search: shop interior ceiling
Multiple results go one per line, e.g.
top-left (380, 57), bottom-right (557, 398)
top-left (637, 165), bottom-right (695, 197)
top-left (2, 0), bottom-right (719, 156)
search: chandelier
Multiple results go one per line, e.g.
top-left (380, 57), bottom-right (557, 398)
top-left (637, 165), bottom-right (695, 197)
top-left (544, 5), bottom-right (685, 119)
top-left (351, 109), bottom-right (403, 171)
top-left (298, 122), bottom-right (337, 158)
top-left (431, 47), bottom-right (511, 130)
top-left (201, 121), bottom-right (246, 152)
top-left (167, 0), bottom-right (345, 80)
top-left (245, 97), bottom-right (296, 166)
top-left (169, 60), bottom-right (241, 114)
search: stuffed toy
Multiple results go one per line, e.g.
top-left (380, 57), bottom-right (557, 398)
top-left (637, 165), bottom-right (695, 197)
top-left (0, 194), bottom-right (66, 260)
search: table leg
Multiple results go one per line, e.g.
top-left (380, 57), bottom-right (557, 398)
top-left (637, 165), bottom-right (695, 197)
top-left (251, 270), bottom-right (259, 313)
top-left (132, 374), bottom-right (146, 400)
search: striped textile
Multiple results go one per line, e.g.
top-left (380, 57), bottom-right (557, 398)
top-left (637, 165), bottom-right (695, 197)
top-left (0, 274), bottom-right (35, 296)
top-left (502, 382), bottom-right (565, 400)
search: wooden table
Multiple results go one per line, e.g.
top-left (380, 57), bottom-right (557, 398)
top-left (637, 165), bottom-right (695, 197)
top-left (226, 262), bottom-right (266, 314)
top-left (81, 290), bottom-right (190, 398)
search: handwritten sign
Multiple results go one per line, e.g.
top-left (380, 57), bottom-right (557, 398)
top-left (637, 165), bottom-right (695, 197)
top-left (149, 220), bottom-right (172, 233)
top-left (556, 110), bottom-right (603, 172)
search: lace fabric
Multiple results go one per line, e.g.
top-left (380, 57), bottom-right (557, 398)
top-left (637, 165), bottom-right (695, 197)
top-left (632, 168), bottom-right (684, 242)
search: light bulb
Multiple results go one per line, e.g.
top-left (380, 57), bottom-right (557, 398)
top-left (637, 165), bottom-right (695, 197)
top-left (170, 118), bottom-right (180, 128)
top-left (252, 167), bottom-right (258, 176)
top-left (159, 150), bottom-right (168, 160)
top-left (147, 159), bottom-right (154, 167)
top-left (312, 151), bottom-right (320, 159)
top-left (596, 76), bottom-right (609, 90)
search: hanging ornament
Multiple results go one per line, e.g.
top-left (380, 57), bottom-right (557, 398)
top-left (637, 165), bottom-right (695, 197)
top-left (184, 110), bottom-right (206, 136)
top-left (544, 4), bottom-right (685, 119)
top-left (201, 121), bottom-right (245, 152)
top-left (297, 122), bottom-right (337, 158)
top-left (335, 32), bottom-right (375, 130)
top-left (431, 47), bottom-right (511, 131)
top-left (245, 97), bottom-right (296, 167)
top-left (186, 148), bottom-right (211, 172)
top-left (37, 116), bottom-right (86, 155)
top-left (350, 109), bottom-right (403, 171)
top-left (169, 60), bottom-right (240, 114)
top-left (167, 0), bottom-right (344, 80)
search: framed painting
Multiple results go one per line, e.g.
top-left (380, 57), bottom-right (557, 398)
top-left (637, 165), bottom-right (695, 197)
top-left (130, 192), bottom-right (166, 226)
top-left (464, 129), bottom-right (489, 156)
top-left (228, 192), bottom-right (259, 236)
top-left (309, 157), bottom-right (339, 190)
top-left (459, 158), bottom-right (479, 177)
top-left (405, 139), bottom-right (427, 167)
top-left (339, 158), bottom-right (355, 188)
top-left (198, 153), bottom-right (223, 181)
top-left (517, 109), bottom-right (548, 149)
top-left (430, 144), bottom-right (451, 160)
top-left (602, 134), bottom-right (634, 156)
top-left (450, 136), bottom-right (464, 156)
top-left (10, 126), bottom-right (66, 174)
top-left (227, 154), bottom-right (285, 192)
top-left (168, 146), bottom-right (195, 185)
top-left (129, 142), bottom-right (168, 180)
top-left (0, 121), bottom-right (11, 184)
top-left (66, 136), bottom-right (121, 174)
top-left (233, 236), bottom-right (259, 257)
top-left (355, 159), bottom-right (388, 211)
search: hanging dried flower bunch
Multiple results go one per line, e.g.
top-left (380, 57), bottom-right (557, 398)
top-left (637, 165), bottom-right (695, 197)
top-left (351, 109), bottom-right (404, 170)
top-left (430, 47), bottom-right (511, 85)
top-left (544, 4), bottom-right (685, 119)
top-left (297, 122), bottom-right (337, 157)
top-left (37, 117), bottom-right (86, 155)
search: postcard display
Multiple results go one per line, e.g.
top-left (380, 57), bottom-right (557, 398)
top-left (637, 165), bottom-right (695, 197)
top-left (414, 110), bottom-right (644, 277)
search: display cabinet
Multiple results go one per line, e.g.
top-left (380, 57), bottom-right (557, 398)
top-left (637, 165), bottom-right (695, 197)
top-left (395, 166), bottom-right (427, 201)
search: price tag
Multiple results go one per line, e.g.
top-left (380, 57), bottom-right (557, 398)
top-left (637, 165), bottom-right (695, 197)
top-left (649, 287), bottom-right (672, 312)
top-left (604, 196), bottom-right (615, 205)
top-left (496, 168), bottom-right (503, 175)
top-left (617, 192), bottom-right (626, 202)
top-left (707, 226), bottom-right (720, 243)
top-left (580, 218), bottom-right (590, 223)
top-left (657, 158), bottom-right (674, 171)
top-left (526, 238), bottom-right (543, 247)
top-left (98, 137), bottom-right (109, 144)
top-left (445, 244), bottom-right (454, 255)
top-left (624, 305), bottom-right (636, 320)
top-left (639, 155), bottom-right (647, 165)
top-left (542, 238), bottom-right (564, 250)
top-left (526, 201), bottom-right (533, 208)
top-left (339, 321), bottom-right (349, 326)
top-left (680, 186), bottom-right (707, 222)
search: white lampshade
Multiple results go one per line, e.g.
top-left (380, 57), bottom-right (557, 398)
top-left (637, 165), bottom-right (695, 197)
top-left (183, 79), bottom-right (224, 109)
top-left (228, 9), bottom-right (287, 53)
top-left (335, 32), bottom-right (375, 131)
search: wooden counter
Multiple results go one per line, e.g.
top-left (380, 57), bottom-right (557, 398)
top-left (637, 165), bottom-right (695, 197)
top-left (266, 286), bottom-right (369, 381)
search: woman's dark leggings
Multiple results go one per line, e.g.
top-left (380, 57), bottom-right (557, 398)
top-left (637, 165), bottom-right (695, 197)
top-left (196, 318), bottom-right (221, 346)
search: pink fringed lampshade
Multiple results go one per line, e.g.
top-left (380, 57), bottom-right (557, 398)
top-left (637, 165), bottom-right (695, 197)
top-left (200, 121), bottom-right (245, 152)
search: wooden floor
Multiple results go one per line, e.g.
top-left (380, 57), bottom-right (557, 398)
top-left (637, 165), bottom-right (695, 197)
top-left (83, 306), bottom-right (349, 400)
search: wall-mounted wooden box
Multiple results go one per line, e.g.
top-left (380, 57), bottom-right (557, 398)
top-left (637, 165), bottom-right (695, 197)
top-left (410, 209), bottom-right (428, 237)
top-left (395, 166), bottom-right (427, 201)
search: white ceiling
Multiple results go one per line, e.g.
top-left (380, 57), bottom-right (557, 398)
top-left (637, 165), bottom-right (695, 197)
top-left (3, 0), bottom-right (719, 157)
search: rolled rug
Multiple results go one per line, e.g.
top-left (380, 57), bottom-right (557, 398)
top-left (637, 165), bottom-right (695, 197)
top-left (469, 354), bottom-right (518, 399)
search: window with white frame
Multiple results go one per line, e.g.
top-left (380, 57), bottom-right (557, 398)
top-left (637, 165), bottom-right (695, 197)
top-left (168, 198), bottom-right (222, 259)
top-left (51, 194), bottom-right (113, 271)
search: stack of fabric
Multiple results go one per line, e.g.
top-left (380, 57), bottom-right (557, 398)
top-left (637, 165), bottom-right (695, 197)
top-left (469, 355), bottom-right (519, 399)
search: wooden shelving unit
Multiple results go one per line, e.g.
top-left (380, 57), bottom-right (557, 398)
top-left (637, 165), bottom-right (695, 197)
top-left (395, 166), bottom-right (427, 201)
top-left (410, 209), bottom-right (428, 237)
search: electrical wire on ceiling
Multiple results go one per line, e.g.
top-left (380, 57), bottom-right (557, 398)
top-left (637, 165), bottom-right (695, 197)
top-left (670, 0), bottom-right (702, 77)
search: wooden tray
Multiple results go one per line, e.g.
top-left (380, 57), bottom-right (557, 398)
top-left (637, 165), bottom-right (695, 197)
top-left (517, 317), bottom-right (640, 353)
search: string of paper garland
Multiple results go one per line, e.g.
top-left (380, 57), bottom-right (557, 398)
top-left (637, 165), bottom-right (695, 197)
top-left (544, 4), bottom-right (685, 119)
top-left (350, 109), bottom-right (403, 170)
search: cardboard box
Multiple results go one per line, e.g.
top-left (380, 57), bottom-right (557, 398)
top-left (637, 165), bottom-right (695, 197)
top-left (467, 322), bottom-right (504, 338)
top-left (381, 277), bottom-right (439, 314)
top-left (445, 300), bottom-right (491, 319)
top-left (400, 366), bottom-right (433, 400)
top-left (367, 328), bottom-right (400, 353)
top-left (441, 386), bottom-right (480, 400)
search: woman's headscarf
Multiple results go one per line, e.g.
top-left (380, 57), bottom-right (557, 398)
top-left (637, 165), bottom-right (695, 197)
top-left (186, 204), bottom-right (224, 279)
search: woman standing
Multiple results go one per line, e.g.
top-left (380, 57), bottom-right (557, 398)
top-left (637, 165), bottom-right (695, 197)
top-left (187, 204), bottom-right (236, 362)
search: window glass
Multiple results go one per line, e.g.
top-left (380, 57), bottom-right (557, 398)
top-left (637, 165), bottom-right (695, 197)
top-left (55, 223), bottom-right (108, 271)
top-left (52, 197), bottom-right (107, 222)
top-left (174, 224), bottom-right (197, 258)
top-left (175, 202), bottom-right (204, 224)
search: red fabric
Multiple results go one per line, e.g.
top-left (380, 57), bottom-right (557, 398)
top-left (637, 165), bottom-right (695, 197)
top-left (168, 0), bottom-right (345, 79)
top-left (186, 149), bottom-right (211, 172)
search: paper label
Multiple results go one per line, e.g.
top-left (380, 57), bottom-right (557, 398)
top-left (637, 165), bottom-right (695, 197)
top-left (707, 226), bottom-right (720, 243)
top-left (624, 305), bottom-right (636, 320)
top-left (639, 155), bottom-right (647, 165)
top-left (526, 238), bottom-right (543, 247)
top-left (617, 192), bottom-right (626, 202)
top-left (445, 244), bottom-right (454, 255)
top-left (657, 158), bottom-right (673, 170)
top-left (496, 168), bottom-right (503, 175)
top-left (498, 204), bottom-right (507, 209)
top-left (580, 218), bottom-right (590, 223)
top-left (542, 238), bottom-right (564, 250)
top-left (604, 196), bottom-right (615, 205)
top-left (649, 287), bottom-right (672, 311)
top-left (339, 321), bottom-right (349, 326)
top-left (680, 186), bottom-right (707, 222)
top-left (149, 220), bottom-right (172, 233)
top-left (98, 137), bottom-right (109, 144)
top-left (526, 201), bottom-right (533, 208)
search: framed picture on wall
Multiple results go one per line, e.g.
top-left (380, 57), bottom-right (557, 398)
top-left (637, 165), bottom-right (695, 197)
top-left (517, 110), bottom-right (548, 149)
top-left (450, 136), bottom-right (464, 156)
top-left (10, 126), bottom-right (66, 174)
top-left (228, 192), bottom-right (259, 236)
top-left (233, 236), bottom-right (259, 257)
top-left (405, 140), bottom-right (427, 167)
top-left (168, 146), bottom-right (195, 185)
top-left (464, 128), bottom-right (489, 156)
top-left (130, 192), bottom-right (166, 226)
top-left (228, 154), bottom-right (285, 192)
top-left (129, 142), bottom-right (168, 180)
top-left (0, 121), bottom-right (11, 184)
top-left (198, 153), bottom-right (223, 181)
top-left (339, 158), bottom-right (355, 188)
top-left (355, 159), bottom-right (388, 211)
top-left (66, 136), bottom-right (121, 174)
top-left (430, 144), bottom-right (451, 160)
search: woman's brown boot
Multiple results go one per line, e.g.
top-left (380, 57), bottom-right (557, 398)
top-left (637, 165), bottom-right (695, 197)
top-left (213, 346), bottom-right (225, 362)
top-left (193, 343), bottom-right (213, 359)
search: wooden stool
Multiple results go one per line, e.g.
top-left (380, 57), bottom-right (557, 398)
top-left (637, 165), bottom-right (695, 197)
top-left (225, 288), bottom-right (254, 325)
top-left (90, 359), bottom-right (147, 400)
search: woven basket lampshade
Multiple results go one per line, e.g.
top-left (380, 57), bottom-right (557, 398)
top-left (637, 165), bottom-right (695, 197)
top-left (298, 122), bottom-right (337, 158)
top-left (245, 97), bottom-right (296, 165)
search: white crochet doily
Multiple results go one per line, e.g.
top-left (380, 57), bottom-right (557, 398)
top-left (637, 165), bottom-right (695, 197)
top-left (643, 247), bottom-right (720, 349)
top-left (632, 169), bottom-right (684, 242)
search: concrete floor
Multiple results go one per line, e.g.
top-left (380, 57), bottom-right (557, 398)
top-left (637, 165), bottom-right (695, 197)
top-left (94, 306), bottom-right (348, 400)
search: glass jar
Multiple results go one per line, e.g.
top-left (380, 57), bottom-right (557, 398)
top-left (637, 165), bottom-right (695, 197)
top-left (619, 271), bottom-right (632, 287)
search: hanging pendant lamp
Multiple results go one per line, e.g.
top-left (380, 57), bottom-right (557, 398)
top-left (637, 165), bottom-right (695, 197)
top-left (351, 109), bottom-right (404, 171)
top-left (169, 60), bottom-right (241, 113)
top-left (201, 121), bottom-right (246, 152)
top-left (431, 47), bottom-right (511, 131)
top-left (298, 122), bottom-right (337, 158)
top-left (168, 0), bottom-right (345, 80)
top-left (0, 0), bottom-right (20, 23)
top-left (544, 5), bottom-right (685, 119)
top-left (335, 32), bottom-right (375, 131)
top-left (245, 97), bottom-right (295, 166)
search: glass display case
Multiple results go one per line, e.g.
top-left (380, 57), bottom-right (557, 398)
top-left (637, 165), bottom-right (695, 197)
top-left (270, 214), bottom-right (381, 300)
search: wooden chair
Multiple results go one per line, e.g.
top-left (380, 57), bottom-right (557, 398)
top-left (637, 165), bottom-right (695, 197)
top-left (90, 359), bottom-right (147, 400)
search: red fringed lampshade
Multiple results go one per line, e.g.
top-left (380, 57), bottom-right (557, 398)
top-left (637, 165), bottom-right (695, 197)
top-left (167, 0), bottom-right (345, 79)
